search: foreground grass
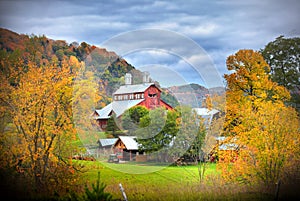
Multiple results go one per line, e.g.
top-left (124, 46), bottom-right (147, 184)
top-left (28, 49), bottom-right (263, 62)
top-left (77, 160), bottom-right (273, 201)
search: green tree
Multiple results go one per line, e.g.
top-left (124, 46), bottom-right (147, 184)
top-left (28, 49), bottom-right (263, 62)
top-left (121, 106), bottom-right (149, 134)
top-left (261, 36), bottom-right (300, 109)
top-left (169, 106), bottom-right (206, 163)
top-left (83, 172), bottom-right (113, 201)
top-left (135, 107), bottom-right (178, 162)
top-left (106, 114), bottom-right (119, 137)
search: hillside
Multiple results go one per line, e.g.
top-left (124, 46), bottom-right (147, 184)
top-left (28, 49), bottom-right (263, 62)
top-left (165, 84), bottom-right (208, 107)
top-left (1, 28), bottom-right (220, 109)
top-left (0, 28), bottom-right (135, 101)
top-left (0, 28), bottom-right (180, 108)
top-left (0, 28), bottom-right (119, 64)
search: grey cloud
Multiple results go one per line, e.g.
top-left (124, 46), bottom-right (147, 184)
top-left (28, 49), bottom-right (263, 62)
top-left (0, 0), bottom-right (299, 87)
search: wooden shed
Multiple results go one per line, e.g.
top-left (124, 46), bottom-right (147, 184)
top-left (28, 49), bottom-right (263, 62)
top-left (113, 136), bottom-right (146, 161)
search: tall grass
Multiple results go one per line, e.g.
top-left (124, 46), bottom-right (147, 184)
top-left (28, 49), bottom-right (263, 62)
top-left (77, 161), bottom-right (273, 201)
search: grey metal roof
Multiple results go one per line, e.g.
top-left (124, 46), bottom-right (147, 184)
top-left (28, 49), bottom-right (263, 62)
top-left (193, 108), bottom-right (220, 125)
top-left (95, 99), bottom-right (144, 119)
top-left (216, 136), bottom-right (226, 141)
top-left (118, 136), bottom-right (139, 150)
top-left (219, 143), bottom-right (238, 151)
top-left (215, 136), bottom-right (238, 151)
top-left (95, 103), bottom-right (113, 119)
top-left (113, 83), bottom-right (154, 95)
top-left (112, 99), bottom-right (144, 117)
top-left (193, 108), bottom-right (219, 116)
top-left (99, 138), bottom-right (118, 147)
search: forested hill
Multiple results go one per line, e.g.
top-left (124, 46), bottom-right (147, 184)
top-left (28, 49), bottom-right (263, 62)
top-left (0, 28), bottom-right (119, 64)
top-left (0, 28), bottom-right (138, 101)
top-left (1, 28), bottom-right (220, 108)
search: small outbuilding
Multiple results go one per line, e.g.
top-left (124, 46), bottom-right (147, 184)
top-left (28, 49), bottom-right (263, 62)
top-left (112, 136), bottom-right (146, 162)
top-left (98, 138), bottom-right (118, 150)
top-left (209, 136), bottom-right (239, 162)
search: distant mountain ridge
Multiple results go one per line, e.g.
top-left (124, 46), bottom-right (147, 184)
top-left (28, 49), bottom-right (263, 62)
top-left (165, 84), bottom-right (208, 108)
top-left (164, 84), bottom-right (225, 108)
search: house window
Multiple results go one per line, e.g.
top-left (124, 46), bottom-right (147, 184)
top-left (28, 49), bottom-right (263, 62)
top-left (124, 95), bottom-right (128, 100)
top-left (136, 94), bottom-right (140, 99)
top-left (129, 94), bottom-right (134, 100)
top-left (141, 94), bottom-right (144, 99)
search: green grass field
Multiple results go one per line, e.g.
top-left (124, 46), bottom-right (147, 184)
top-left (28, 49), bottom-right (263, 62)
top-left (76, 160), bottom-right (273, 201)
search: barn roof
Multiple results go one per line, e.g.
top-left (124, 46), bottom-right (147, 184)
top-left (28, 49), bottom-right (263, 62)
top-left (116, 136), bottom-right (139, 150)
top-left (95, 99), bottom-right (144, 119)
top-left (98, 138), bottom-right (118, 147)
top-left (112, 99), bottom-right (144, 117)
top-left (192, 108), bottom-right (220, 125)
top-left (95, 104), bottom-right (113, 119)
top-left (219, 143), bottom-right (238, 151)
top-left (192, 108), bottom-right (219, 116)
top-left (215, 136), bottom-right (238, 151)
top-left (113, 83), bottom-right (158, 95)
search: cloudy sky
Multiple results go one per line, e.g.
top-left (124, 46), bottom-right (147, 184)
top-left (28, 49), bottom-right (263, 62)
top-left (0, 0), bottom-right (299, 88)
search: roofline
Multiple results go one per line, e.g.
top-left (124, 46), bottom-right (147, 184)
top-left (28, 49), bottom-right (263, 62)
top-left (113, 136), bottom-right (138, 150)
top-left (95, 117), bottom-right (110, 120)
top-left (160, 99), bottom-right (174, 109)
top-left (113, 83), bottom-right (161, 95)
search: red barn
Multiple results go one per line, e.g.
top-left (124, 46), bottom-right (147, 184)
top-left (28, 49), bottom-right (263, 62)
top-left (94, 72), bottom-right (173, 130)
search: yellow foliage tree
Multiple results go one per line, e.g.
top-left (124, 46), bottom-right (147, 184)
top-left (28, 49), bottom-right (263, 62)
top-left (0, 55), bottom-right (82, 197)
top-left (219, 49), bottom-right (300, 190)
top-left (72, 61), bottom-right (107, 148)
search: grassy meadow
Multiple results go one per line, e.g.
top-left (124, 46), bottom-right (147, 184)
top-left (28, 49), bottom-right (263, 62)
top-left (76, 160), bottom-right (273, 201)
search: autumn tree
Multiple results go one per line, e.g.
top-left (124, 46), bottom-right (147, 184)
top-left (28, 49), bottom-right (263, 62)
top-left (223, 49), bottom-right (290, 136)
top-left (72, 61), bottom-right (105, 146)
top-left (220, 49), bottom-right (299, 191)
top-left (0, 53), bottom-right (82, 198)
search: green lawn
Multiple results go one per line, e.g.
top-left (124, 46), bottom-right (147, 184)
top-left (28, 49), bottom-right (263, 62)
top-left (76, 160), bottom-right (272, 201)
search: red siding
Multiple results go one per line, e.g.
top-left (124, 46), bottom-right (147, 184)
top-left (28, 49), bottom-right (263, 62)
top-left (97, 119), bottom-right (108, 130)
top-left (141, 85), bottom-right (164, 109)
top-left (97, 84), bottom-right (173, 131)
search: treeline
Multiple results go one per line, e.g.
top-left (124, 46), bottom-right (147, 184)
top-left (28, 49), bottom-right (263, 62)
top-left (0, 28), bottom-right (138, 104)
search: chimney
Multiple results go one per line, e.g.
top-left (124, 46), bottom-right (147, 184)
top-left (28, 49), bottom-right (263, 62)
top-left (125, 73), bottom-right (132, 85)
top-left (143, 71), bottom-right (150, 83)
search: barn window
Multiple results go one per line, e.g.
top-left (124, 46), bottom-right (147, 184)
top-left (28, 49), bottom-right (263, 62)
top-left (148, 93), bottom-right (157, 98)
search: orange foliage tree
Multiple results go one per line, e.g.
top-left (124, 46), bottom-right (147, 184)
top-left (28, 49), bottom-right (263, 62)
top-left (219, 50), bottom-right (300, 189)
top-left (0, 53), bottom-right (82, 197)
